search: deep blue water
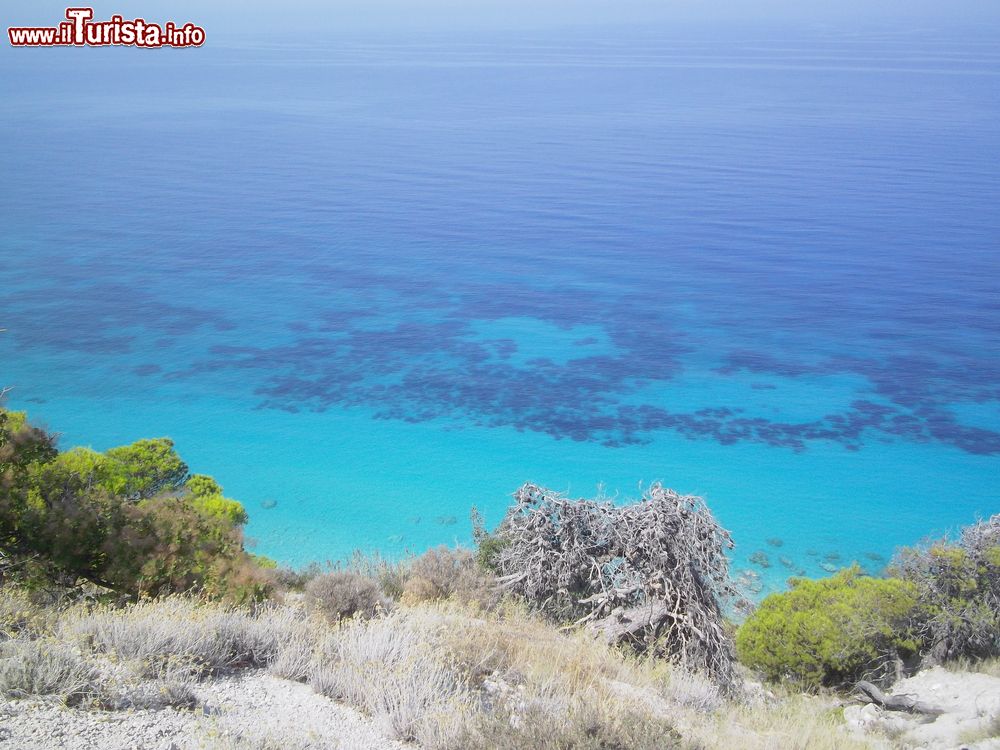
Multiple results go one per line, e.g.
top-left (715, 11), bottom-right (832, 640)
top-left (2, 27), bottom-right (998, 593)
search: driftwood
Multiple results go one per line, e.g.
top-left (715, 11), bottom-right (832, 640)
top-left (492, 482), bottom-right (741, 688)
top-left (855, 680), bottom-right (944, 716)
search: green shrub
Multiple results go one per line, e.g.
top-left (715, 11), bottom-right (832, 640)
top-left (187, 474), bottom-right (249, 526)
top-left (0, 409), bottom-right (267, 601)
top-left (735, 567), bottom-right (924, 687)
top-left (0, 409), bottom-right (56, 480)
top-left (470, 506), bottom-right (507, 572)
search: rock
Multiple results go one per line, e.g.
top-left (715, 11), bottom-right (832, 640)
top-left (845, 667), bottom-right (1000, 750)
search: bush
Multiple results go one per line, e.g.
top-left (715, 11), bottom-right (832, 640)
top-left (344, 551), bottom-right (409, 601)
top-left (304, 571), bottom-right (388, 623)
top-left (402, 546), bottom-right (498, 608)
top-left (0, 587), bottom-right (57, 638)
top-left (309, 609), bottom-right (466, 741)
top-left (0, 638), bottom-right (98, 704)
top-left (101, 665), bottom-right (199, 711)
top-left (471, 506), bottom-right (507, 572)
top-left (267, 636), bottom-right (315, 682)
top-left (735, 567), bottom-right (924, 687)
top-left (891, 515), bottom-right (1000, 663)
top-left (61, 596), bottom-right (305, 676)
top-left (0, 409), bottom-right (268, 600)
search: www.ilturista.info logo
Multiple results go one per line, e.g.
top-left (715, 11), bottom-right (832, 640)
top-left (8, 7), bottom-right (205, 48)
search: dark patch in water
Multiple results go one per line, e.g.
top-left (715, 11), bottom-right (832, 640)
top-left (0, 282), bottom-right (232, 356)
top-left (5, 254), bottom-right (996, 457)
top-left (175, 311), bottom-right (1000, 455)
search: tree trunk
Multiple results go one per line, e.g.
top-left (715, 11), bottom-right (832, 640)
top-left (854, 680), bottom-right (943, 715)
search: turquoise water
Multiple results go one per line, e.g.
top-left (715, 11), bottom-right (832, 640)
top-left (1, 28), bottom-right (998, 594)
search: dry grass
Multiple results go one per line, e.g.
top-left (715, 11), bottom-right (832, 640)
top-left (304, 571), bottom-right (391, 623)
top-left (267, 629), bottom-right (318, 682)
top-left (944, 655), bottom-right (1000, 679)
top-left (0, 584), bottom-right (887, 749)
top-left (656, 664), bottom-right (724, 711)
top-left (0, 587), bottom-right (59, 638)
top-left (436, 599), bottom-right (637, 691)
top-left (309, 608), bottom-right (469, 742)
top-left (301, 599), bottom-right (876, 750)
top-left (401, 546), bottom-right (498, 609)
top-left (307, 602), bottom-right (698, 748)
top-left (59, 596), bottom-right (312, 677)
top-left (200, 727), bottom-right (314, 750)
top-left (0, 638), bottom-right (98, 704)
top-left (681, 694), bottom-right (874, 750)
top-left (98, 657), bottom-right (200, 710)
top-left (959, 712), bottom-right (1000, 744)
top-left (440, 679), bottom-right (687, 750)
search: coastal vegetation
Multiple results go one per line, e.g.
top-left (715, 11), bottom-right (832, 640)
top-left (1, 406), bottom-right (998, 748)
top-left (0, 409), bottom-right (267, 601)
top-left (735, 567), bottom-right (924, 687)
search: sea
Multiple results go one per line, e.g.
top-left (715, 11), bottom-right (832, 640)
top-left (2, 24), bottom-right (998, 594)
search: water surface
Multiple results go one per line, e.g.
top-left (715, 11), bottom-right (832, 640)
top-left (1, 27), bottom-right (998, 592)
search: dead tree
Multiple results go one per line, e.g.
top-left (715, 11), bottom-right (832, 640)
top-left (492, 482), bottom-right (740, 687)
top-left (854, 681), bottom-right (943, 716)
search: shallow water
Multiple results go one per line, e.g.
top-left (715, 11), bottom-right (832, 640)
top-left (1, 27), bottom-right (998, 593)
